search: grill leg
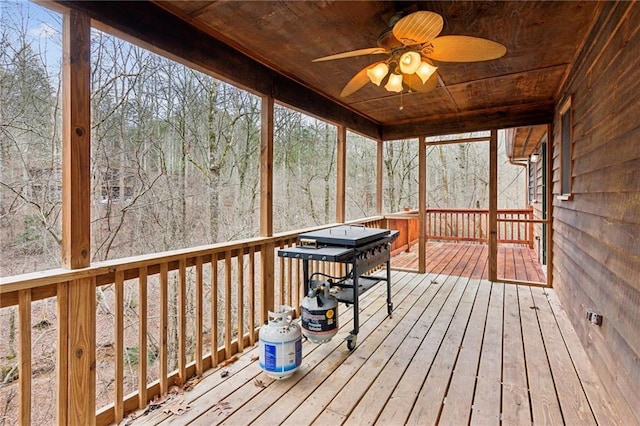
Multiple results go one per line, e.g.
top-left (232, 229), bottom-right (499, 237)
top-left (386, 258), bottom-right (393, 317)
top-left (351, 260), bottom-right (359, 337)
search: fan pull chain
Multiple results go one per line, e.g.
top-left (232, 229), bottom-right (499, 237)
top-left (399, 90), bottom-right (404, 110)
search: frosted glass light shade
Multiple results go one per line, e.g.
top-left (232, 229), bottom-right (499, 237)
top-left (399, 51), bottom-right (421, 74)
top-left (415, 61), bottom-right (438, 84)
top-left (366, 63), bottom-right (389, 86)
top-left (384, 73), bottom-right (404, 92)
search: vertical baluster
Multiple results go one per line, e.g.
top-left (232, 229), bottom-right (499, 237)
top-left (237, 251), bottom-right (244, 352)
top-left (455, 212), bottom-right (459, 238)
top-left (211, 254), bottom-right (219, 367)
top-left (18, 289), bottom-right (32, 425)
top-left (225, 251), bottom-right (232, 359)
top-left (138, 267), bottom-right (148, 408)
top-left (529, 208), bottom-right (535, 248)
top-left (159, 263), bottom-right (168, 394)
top-left (248, 247), bottom-right (256, 346)
top-left (115, 271), bottom-right (124, 422)
top-left (195, 257), bottom-right (203, 376)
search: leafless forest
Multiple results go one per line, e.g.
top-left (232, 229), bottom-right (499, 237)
top-left (0, 2), bottom-right (525, 424)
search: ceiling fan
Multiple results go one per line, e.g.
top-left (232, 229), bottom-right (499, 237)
top-left (313, 11), bottom-right (507, 97)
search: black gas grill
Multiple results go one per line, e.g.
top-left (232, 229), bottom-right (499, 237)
top-left (278, 224), bottom-right (398, 350)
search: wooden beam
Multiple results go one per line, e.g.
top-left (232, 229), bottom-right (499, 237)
top-left (382, 101), bottom-right (555, 141)
top-left (114, 271), bottom-right (124, 423)
top-left (418, 136), bottom-right (426, 274)
top-left (62, 8), bottom-right (91, 269)
top-left (546, 123), bottom-right (554, 288)
top-left (489, 129), bottom-right (498, 282)
top-left (137, 267), bottom-right (148, 407)
top-left (62, 11), bottom-right (96, 426)
top-left (67, 277), bottom-right (96, 426)
top-left (54, 1), bottom-right (381, 140)
top-left (376, 140), bottom-right (383, 215)
top-left (260, 95), bottom-right (275, 322)
top-left (56, 282), bottom-right (69, 426)
top-left (18, 290), bottom-right (32, 426)
top-left (260, 95), bottom-right (274, 237)
top-left (336, 126), bottom-right (346, 223)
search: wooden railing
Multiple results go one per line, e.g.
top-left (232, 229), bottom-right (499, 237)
top-left (0, 216), bottom-right (385, 425)
top-left (386, 207), bottom-right (534, 253)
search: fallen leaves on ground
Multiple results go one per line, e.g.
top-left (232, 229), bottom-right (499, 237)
top-left (250, 354), bottom-right (259, 362)
top-left (183, 375), bottom-right (202, 391)
top-left (142, 394), bottom-right (168, 416)
top-left (253, 378), bottom-right (267, 388)
top-left (212, 400), bottom-right (232, 416)
top-left (220, 370), bottom-right (230, 378)
top-left (162, 400), bottom-right (191, 416)
top-left (220, 355), bottom-right (239, 367)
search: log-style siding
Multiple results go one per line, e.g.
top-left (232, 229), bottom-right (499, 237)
top-left (553, 2), bottom-right (640, 420)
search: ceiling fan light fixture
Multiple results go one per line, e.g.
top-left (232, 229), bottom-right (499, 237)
top-left (384, 73), bottom-right (404, 92)
top-left (415, 61), bottom-right (438, 84)
top-left (366, 62), bottom-right (389, 86)
top-left (399, 51), bottom-right (421, 74)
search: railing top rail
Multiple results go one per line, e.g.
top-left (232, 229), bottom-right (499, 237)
top-left (390, 207), bottom-right (533, 215)
top-left (0, 216), bottom-right (385, 294)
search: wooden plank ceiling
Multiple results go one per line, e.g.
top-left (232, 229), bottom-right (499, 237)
top-left (57, 1), bottom-right (600, 140)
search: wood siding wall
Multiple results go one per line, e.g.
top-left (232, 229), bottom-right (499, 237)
top-left (552, 2), bottom-right (640, 421)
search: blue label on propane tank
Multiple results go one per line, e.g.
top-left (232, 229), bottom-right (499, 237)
top-left (264, 343), bottom-right (277, 371)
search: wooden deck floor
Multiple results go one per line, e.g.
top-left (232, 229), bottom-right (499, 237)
top-left (130, 269), bottom-right (635, 425)
top-left (392, 241), bottom-right (547, 283)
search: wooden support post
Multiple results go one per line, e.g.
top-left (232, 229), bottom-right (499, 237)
top-left (56, 282), bottom-right (69, 426)
top-left (261, 242), bottom-right (275, 323)
top-left (137, 267), bottom-right (148, 407)
top-left (377, 140), bottom-right (384, 215)
top-left (336, 125), bottom-right (347, 223)
top-left (178, 258), bottom-right (187, 382)
top-left (224, 252), bottom-right (232, 358)
top-left (195, 258), bottom-right (203, 376)
top-left (489, 129), bottom-right (498, 282)
top-left (67, 277), bottom-right (95, 426)
top-left (18, 290), bottom-right (32, 426)
top-left (418, 136), bottom-right (427, 274)
top-left (546, 123), bottom-right (554, 288)
top-left (529, 206), bottom-right (535, 249)
top-left (260, 95), bottom-right (274, 237)
top-left (159, 263), bottom-right (168, 394)
top-left (260, 95), bottom-right (275, 322)
top-left (114, 271), bottom-right (124, 423)
top-left (211, 255), bottom-right (219, 367)
top-left (62, 10), bottom-right (95, 425)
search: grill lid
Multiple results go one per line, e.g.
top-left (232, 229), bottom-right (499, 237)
top-left (298, 225), bottom-right (390, 247)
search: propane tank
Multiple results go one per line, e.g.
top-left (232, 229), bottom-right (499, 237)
top-left (301, 280), bottom-right (339, 344)
top-left (258, 305), bottom-right (302, 380)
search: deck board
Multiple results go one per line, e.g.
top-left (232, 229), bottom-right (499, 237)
top-left (393, 241), bottom-right (546, 283)
top-left (131, 270), bottom-right (634, 426)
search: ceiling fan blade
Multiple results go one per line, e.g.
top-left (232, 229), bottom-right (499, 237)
top-left (428, 35), bottom-right (507, 62)
top-left (392, 11), bottom-right (443, 45)
top-left (340, 65), bottom-right (373, 97)
top-left (404, 72), bottom-right (438, 93)
top-left (313, 47), bottom-right (388, 62)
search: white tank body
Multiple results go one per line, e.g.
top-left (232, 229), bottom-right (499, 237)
top-left (259, 306), bottom-right (302, 379)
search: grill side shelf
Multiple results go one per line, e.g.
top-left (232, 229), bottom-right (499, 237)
top-left (331, 277), bottom-right (385, 304)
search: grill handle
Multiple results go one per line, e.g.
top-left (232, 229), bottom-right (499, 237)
top-left (299, 238), bottom-right (318, 249)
